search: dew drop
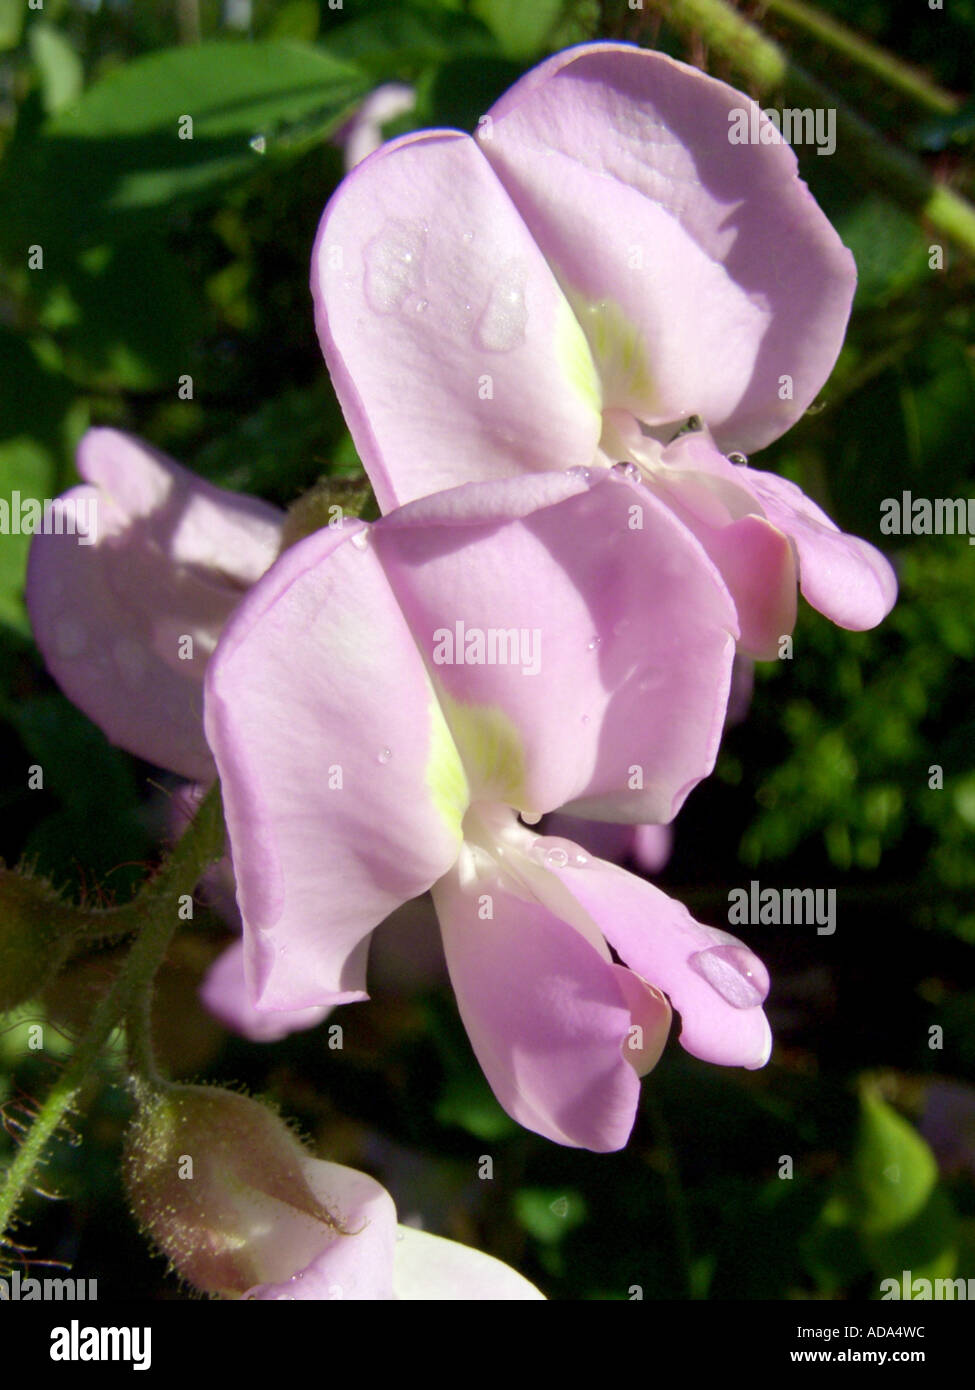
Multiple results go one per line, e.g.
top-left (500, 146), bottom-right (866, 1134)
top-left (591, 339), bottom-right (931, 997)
top-left (572, 852), bottom-right (589, 867)
top-left (611, 460), bottom-right (641, 483)
top-left (249, 134), bottom-right (267, 155)
top-left (544, 847), bottom-right (569, 869)
top-left (521, 810), bottom-right (542, 826)
top-left (474, 261), bottom-right (528, 351)
top-left (688, 943), bottom-right (769, 1009)
top-left (462, 231), bottom-right (474, 244)
top-left (350, 529), bottom-right (370, 550)
top-left (377, 747), bottom-right (392, 764)
top-left (414, 298), bottom-right (429, 313)
top-left (586, 636), bottom-right (601, 652)
top-left (565, 465), bottom-right (591, 484)
top-left (727, 451), bottom-right (748, 466)
top-left (363, 220), bottom-right (427, 314)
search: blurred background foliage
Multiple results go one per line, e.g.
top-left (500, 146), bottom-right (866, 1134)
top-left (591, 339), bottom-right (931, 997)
top-left (1, 0), bottom-right (974, 1301)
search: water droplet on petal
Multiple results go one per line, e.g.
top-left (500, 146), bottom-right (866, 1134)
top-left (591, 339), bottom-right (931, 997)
top-left (414, 298), bottom-right (429, 313)
top-left (586, 636), bottom-right (601, 652)
top-left (544, 847), bottom-right (569, 869)
top-left (377, 747), bottom-right (392, 764)
top-left (611, 460), bottom-right (641, 483)
top-left (249, 134), bottom-right (267, 155)
top-left (521, 810), bottom-right (542, 826)
top-left (350, 529), bottom-right (370, 550)
top-left (565, 465), bottom-right (591, 484)
top-left (462, 231), bottom-right (474, 244)
top-left (572, 852), bottom-right (588, 867)
top-left (727, 451), bottom-right (748, 466)
top-left (688, 943), bottom-right (769, 1009)
top-left (363, 220), bottom-right (427, 314)
top-left (474, 261), bottom-right (528, 351)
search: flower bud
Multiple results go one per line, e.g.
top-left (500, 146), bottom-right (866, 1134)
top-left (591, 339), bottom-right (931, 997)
top-left (123, 1083), bottom-right (354, 1298)
top-left (279, 478), bottom-right (377, 552)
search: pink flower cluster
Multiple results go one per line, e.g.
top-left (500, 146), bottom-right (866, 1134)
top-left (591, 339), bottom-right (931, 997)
top-left (27, 44), bottom-right (895, 1298)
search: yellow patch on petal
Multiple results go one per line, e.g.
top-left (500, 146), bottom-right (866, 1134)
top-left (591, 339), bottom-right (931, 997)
top-left (556, 294), bottom-right (602, 420)
top-left (438, 690), bottom-right (527, 808)
top-left (425, 691), bottom-right (470, 844)
top-left (565, 290), bottom-right (653, 410)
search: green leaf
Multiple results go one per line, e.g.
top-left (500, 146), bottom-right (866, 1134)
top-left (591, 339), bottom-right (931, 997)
top-left (268, 0), bottom-right (321, 42)
top-left (0, 40), bottom-right (368, 252)
top-left (324, 6), bottom-right (496, 80)
top-left (0, 0), bottom-right (24, 51)
top-left (29, 21), bottom-right (84, 115)
top-left (38, 236), bottom-right (205, 392)
top-left (0, 437), bottom-right (56, 636)
top-left (849, 1087), bottom-right (938, 1235)
top-left (515, 1188), bottom-right (587, 1243)
top-left (834, 195), bottom-right (932, 309)
top-left (7, 695), bottom-right (150, 899)
top-left (470, 0), bottom-right (565, 59)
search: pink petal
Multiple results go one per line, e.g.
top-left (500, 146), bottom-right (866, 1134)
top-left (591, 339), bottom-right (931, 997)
top-left (539, 815), bottom-right (673, 874)
top-left (482, 43), bottom-right (856, 451)
top-left (432, 827), bottom-right (671, 1152)
top-left (392, 1227), bottom-right (545, 1300)
top-left (535, 845), bottom-right (772, 1069)
top-left (338, 83), bottom-right (416, 170)
top-left (742, 466), bottom-right (898, 629)
top-left (631, 822), bottom-right (674, 874)
top-left (376, 470), bottom-right (738, 824)
top-left (245, 1159), bottom-right (397, 1301)
top-left (200, 941), bottom-right (331, 1043)
top-left (203, 520), bottom-right (468, 1011)
top-left (311, 129), bottom-right (602, 510)
top-left (26, 429), bottom-right (282, 781)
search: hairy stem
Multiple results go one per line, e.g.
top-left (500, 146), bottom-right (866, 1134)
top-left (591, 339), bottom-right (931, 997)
top-left (761, 0), bottom-right (959, 117)
top-left (0, 783), bottom-right (224, 1243)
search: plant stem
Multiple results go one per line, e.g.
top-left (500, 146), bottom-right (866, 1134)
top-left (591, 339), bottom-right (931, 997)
top-left (0, 783), bottom-right (224, 1244)
top-left (761, 0), bottom-right (959, 117)
top-left (655, 0), bottom-right (975, 260)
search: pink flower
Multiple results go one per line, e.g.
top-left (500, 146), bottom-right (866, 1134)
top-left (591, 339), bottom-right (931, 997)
top-left (125, 1084), bottom-right (542, 1300)
top-left (311, 42), bottom-right (896, 655)
top-left (204, 469), bottom-right (771, 1152)
top-left (25, 431), bottom-right (331, 1042)
top-left (26, 428), bottom-right (283, 782)
top-left (336, 83), bottom-right (416, 170)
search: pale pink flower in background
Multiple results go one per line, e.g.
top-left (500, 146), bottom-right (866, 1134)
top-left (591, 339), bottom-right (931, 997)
top-left (337, 82), bottom-right (416, 170)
